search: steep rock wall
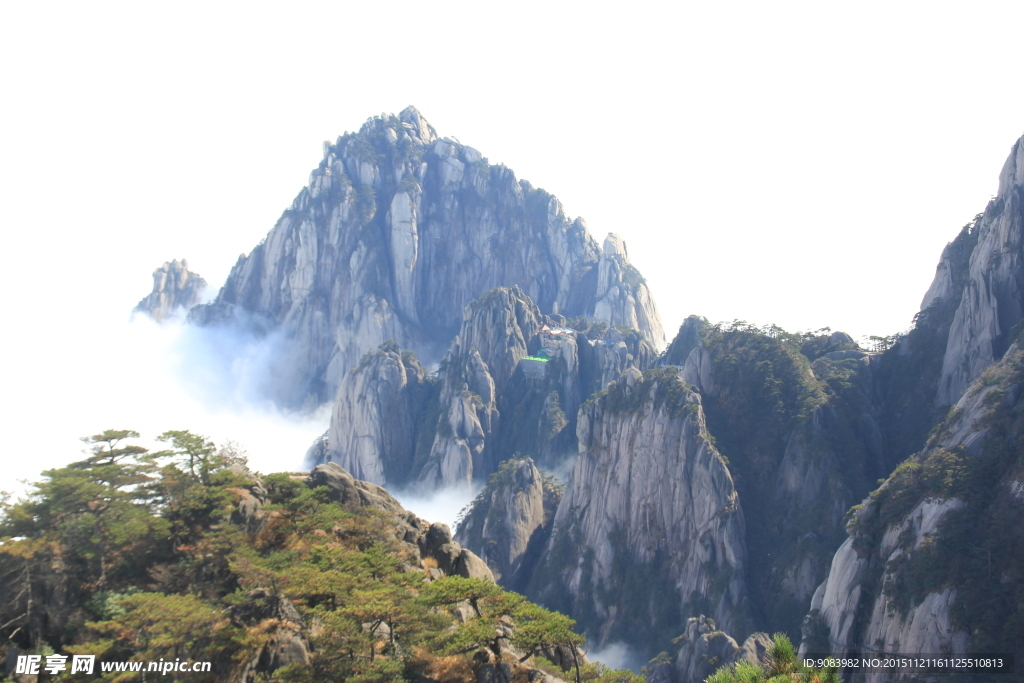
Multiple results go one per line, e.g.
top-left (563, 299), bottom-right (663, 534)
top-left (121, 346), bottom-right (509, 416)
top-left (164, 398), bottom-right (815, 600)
top-left (454, 457), bottom-right (559, 591)
top-left (413, 286), bottom-right (540, 488)
top-left (804, 344), bottom-right (1024, 680)
top-left (319, 287), bottom-right (655, 489)
top-left (936, 133), bottom-right (1024, 405)
top-left (673, 322), bottom-right (885, 638)
top-left (190, 107), bottom-right (663, 409)
top-left (529, 367), bottom-right (749, 654)
top-left (322, 344), bottom-right (435, 487)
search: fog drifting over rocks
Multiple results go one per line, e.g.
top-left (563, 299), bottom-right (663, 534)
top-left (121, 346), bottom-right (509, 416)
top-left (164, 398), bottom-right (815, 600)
top-left (3, 296), bottom-right (482, 530)
top-left (3, 307), bottom-right (329, 499)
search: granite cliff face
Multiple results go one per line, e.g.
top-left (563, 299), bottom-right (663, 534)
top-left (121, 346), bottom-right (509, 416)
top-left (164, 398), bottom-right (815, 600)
top-left (134, 259), bottom-right (207, 322)
top-left (869, 222), bottom-right (980, 471)
top-left (667, 319), bottom-right (886, 639)
top-left (446, 317), bottom-right (893, 666)
top-left (420, 287), bottom-right (542, 488)
top-left (932, 133), bottom-right (1024, 405)
top-left (789, 133), bottom-right (1024, 682)
top-left (454, 457), bottom-right (559, 591)
top-left (315, 286), bottom-right (655, 488)
top-left (858, 134), bottom-right (1024, 475)
top-left (803, 342), bottom-right (1024, 680)
top-left (320, 344), bottom-right (436, 486)
top-left (190, 107), bottom-right (663, 409)
top-left (528, 367), bottom-right (749, 653)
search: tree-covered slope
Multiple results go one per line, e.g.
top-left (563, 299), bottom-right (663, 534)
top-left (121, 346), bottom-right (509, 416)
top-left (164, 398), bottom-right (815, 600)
top-left (0, 431), bottom-right (639, 683)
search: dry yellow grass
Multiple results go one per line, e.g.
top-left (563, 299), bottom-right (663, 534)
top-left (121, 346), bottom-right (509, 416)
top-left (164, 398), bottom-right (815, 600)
top-left (409, 649), bottom-right (475, 682)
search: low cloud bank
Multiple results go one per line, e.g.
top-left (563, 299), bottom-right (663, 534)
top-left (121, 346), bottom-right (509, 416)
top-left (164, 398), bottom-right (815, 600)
top-left (3, 311), bottom-right (328, 498)
top-left (587, 641), bottom-right (646, 673)
top-left (391, 484), bottom-right (481, 530)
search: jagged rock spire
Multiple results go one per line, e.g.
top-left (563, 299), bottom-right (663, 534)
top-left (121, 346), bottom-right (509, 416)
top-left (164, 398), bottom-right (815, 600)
top-left (134, 259), bottom-right (207, 322)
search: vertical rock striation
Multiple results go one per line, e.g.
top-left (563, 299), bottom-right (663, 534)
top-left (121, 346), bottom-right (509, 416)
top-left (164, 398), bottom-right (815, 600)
top-left (319, 287), bottom-right (655, 489)
top-left (529, 367), bottom-right (750, 652)
top-left (189, 107), bottom-right (664, 409)
top-left (454, 457), bottom-right (560, 591)
top-left (803, 342), bottom-right (1024, 679)
top-left (419, 287), bottom-right (541, 488)
top-left (669, 322), bottom-right (885, 639)
top-left (935, 133), bottom-right (1024, 405)
top-left (324, 343), bottom-right (435, 487)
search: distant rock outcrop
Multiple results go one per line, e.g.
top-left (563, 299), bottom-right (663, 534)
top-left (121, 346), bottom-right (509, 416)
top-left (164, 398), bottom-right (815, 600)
top-left (134, 259), bottom-right (207, 322)
top-left (672, 616), bottom-right (771, 683)
top-left (189, 107), bottom-right (664, 409)
top-left (324, 343), bottom-right (435, 487)
top-left (421, 287), bottom-right (542, 488)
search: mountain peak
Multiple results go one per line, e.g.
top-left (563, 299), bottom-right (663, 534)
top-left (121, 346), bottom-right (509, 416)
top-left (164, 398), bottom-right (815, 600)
top-left (398, 105), bottom-right (436, 142)
top-left (190, 107), bottom-right (663, 408)
top-left (347, 106), bottom-right (437, 146)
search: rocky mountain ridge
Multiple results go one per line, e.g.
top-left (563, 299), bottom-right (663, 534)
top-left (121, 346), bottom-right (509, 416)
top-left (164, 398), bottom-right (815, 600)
top-left (454, 457), bottom-right (560, 591)
top-left (127, 113), bottom-right (1024, 681)
top-left (931, 134), bottom-right (1024, 405)
top-left (1, 435), bottom-right (620, 683)
top-left (451, 319), bottom-right (892, 670)
top-left (313, 285), bottom-right (656, 489)
top-left (801, 341), bottom-right (1024, 682)
top-left (530, 366), bottom-right (750, 651)
top-left (789, 131), bottom-right (1024, 682)
top-left (183, 107), bottom-right (663, 409)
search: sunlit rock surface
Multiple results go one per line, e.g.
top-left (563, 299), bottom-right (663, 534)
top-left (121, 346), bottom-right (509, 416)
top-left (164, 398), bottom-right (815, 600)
top-left (934, 133), bottom-right (1024, 404)
top-left (454, 457), bottom-right (559, 590)
top-left (529, 368), bottom-right (749, 648)
top-left (319, 287), bottom-right (655, 489)
top-left (190, 107), bottom-right (664, 409)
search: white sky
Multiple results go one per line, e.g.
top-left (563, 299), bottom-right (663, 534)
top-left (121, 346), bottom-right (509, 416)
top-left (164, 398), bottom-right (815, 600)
top-left (2, 1), bottom-right (1023, 500)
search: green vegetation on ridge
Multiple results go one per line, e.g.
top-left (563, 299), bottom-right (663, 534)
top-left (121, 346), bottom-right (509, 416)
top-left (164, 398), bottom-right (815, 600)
top-left (847, 343), bottom-right (1024, 657)
top-left (706, 634), bottom-right (840, 683)
top-left (689, 322), bottom-right (879, 639)
top-left (0, 430), bottom-right (616, 682)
